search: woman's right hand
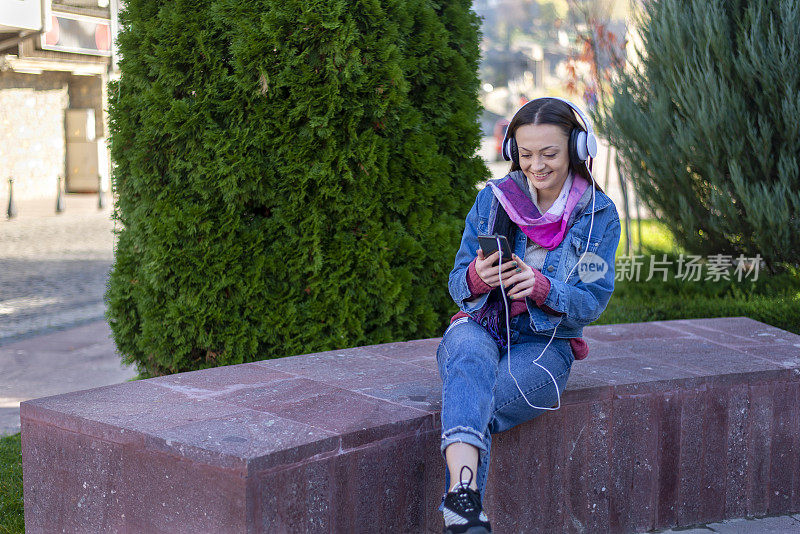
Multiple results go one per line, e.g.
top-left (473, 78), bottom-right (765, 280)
top-left (475, 249), bottom-right (519, 288)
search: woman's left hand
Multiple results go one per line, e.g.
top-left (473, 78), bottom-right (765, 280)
top-left (502, 254), bottom-right (537, 300)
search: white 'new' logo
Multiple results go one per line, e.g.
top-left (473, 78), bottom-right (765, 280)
top-left (577, 252), bottom-right (608, 283)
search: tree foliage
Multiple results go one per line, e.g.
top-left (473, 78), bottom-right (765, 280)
top-left (607, 0), bottom-right (800, 270)
top-left (107, 0), bottom-right (486, 376)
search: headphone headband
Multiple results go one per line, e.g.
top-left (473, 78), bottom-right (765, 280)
top-left (501, 97), bottom-right (598, 163)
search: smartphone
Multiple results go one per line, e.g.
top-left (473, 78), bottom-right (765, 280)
top-left (477, 234), bottom-right (514, 265)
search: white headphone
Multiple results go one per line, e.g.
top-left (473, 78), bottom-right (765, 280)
top-left (501, 97), bottom-right (598, 166)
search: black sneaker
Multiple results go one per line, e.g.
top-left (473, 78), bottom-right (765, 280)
top-left (441, 465), bottom-right (492, 534)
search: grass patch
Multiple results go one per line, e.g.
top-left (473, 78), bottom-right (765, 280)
top-left (596, 219), bottom-right (800, 334)
top-left (0, 433), bottom-right (23, 534)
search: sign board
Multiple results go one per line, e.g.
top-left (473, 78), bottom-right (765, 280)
top-left (41, 13), bottom-right (111, 56)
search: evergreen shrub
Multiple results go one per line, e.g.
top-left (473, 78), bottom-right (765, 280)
top-left (107, 0), bottom-right (486, 376)
top-left (607, 0), bottom-right (800, 270)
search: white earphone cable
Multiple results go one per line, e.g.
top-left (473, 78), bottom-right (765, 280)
top-left (500, 172), bottom-right (596, 412)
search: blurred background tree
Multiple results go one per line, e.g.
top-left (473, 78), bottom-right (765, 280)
top-left (605, 0), bottom-right (800, 271)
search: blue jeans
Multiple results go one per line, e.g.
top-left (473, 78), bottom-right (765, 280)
top-left (436, 312), bottom-right (574, 512)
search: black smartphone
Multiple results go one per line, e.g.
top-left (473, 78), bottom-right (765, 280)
top-left (477, 234), bottom-right (514, 265)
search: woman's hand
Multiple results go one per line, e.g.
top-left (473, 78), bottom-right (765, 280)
top-left (475, 249), bottom-right (518, 288)
top-left (502, 254), bottom-right (536, 300)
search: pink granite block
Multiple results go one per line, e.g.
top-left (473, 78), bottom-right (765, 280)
top-left (404, 355), bottom-right (440, 372)
top-left (354, 376), bottom-right (442, 414)
top-left (747, 383), bottom-right (774, 516)
top-left (326, 431), bottom-right (428, 533)
top-left (216, 378), bottom-right (432, 450)
top-left (700, 386), bottom-right (728, 523)
top-left (667, 320), bottom-right (779, 349)
top-left (583, 322), bottom-right (690, 342)
top-left (485, 409), bottom-right (566, 532)
top-left (608, 395), bottom-right (658, 533)
top-left (581, 340), bottom-right (639, 360)
top-left (148, 409), bottom-right (340, 473)
top-left (22, 420), bottom-right (125, 534)
top-left (254, 347), bottom-right (435, 390)
top-left (574, 355), bottom-right (698, 391)
top-left (561, 401), bottom-right (613, 533)
top-left (737, 344), bottom-right (800, 370)
top-left (768, 381), bottom-right (795, 515)
top-left (149, 363), bottom-right (293, 397)
top-left (19, 318), bottom-right (800, 533)
top-left (252, 456), bottom-right (335, 533)
top-left (676, 389), bottom-right (706, 526)
top-left (724, 385), bottom-right (750, 519)
top-left (680, 317), bottom-right (800, 346)
top-left (560, 370), bottom-right (613, 404)
top-left (584, 401), bottom-right (613, 531)
top-left (793, 379), bottom-right (800, 513)
top-left (654, 393), bottom-right (681, 530)
top-left (611, 338), bottom-right (789, 385)
top-left (22, 382), bottom-right (247, 443)
top-left (360, 337), bottom-right (441, 362)
top-left (421, 428), bottom-right (447, 534)
top-left (119, 444), bottom-right (247, 533)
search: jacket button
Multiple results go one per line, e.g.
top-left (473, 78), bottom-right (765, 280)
top-left (547, 266), bottom-right (555, 272)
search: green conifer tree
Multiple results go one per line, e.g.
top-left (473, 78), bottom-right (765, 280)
top-left (607, 0), bottom-right (800, 270)
top-left (107, 0), bottom-right (486, 376)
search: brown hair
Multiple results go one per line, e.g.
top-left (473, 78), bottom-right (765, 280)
top-left (506, 98), bottom-right (597, 188)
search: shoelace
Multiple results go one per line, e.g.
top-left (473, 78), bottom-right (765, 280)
top-left (450, 465), bottom-right (481, 515)
top-left (453, 486), bottom-right (481, 514)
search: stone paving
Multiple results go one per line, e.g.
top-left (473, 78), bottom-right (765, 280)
top-left (1, 194), bottom-right (136, 436)
top-left (0, 194), bottom-right (115, 342)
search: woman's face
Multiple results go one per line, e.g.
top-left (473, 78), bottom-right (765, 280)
top-left (514, 123), bottom-right (571, 201)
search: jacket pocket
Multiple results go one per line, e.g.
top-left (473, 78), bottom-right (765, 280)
top-left (566, 234), bottom-right (602, 282)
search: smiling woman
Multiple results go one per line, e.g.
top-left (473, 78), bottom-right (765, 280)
top-left (513, 123), bottom-right (570, 212)
top-left (436, 97), bottom-right (620, 533)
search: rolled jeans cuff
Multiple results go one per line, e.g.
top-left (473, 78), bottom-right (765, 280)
top-left (440, 425), bottom-right (488, 458)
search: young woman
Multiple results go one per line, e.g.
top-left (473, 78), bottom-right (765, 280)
top-left (436, 97), bottom-right (621, 533)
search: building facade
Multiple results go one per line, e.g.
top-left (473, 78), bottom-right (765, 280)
top-left (1, 0), bottom-right (118, 204)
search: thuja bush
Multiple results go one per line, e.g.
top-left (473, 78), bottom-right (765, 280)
top-left (107, 0), bottom-right (486, 376)
top-left (607, 0), bottom-right (800, 270)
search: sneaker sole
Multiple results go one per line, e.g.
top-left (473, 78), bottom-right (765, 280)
top-left (443, 527), bottom-right (490, 534)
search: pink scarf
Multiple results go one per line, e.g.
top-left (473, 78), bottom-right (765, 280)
top-left (489, 173), bottom-right (588, 250)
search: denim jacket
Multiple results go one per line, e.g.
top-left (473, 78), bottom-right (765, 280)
top-left (448, 171), bottom-right (621, 339)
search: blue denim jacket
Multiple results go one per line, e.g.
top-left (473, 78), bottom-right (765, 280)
top-left (448, 171), bottom-right (621, 339)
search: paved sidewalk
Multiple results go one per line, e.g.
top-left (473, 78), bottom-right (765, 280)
top-left (1, 194), bottom-right (115, 342)
top-left (0, 320), bottom-right (136, 436)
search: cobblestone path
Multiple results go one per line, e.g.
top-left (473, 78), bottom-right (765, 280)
top-left (0, 202), bottom-right (116, 342)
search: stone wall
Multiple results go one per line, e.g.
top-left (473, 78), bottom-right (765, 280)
top-left (0, 70), bottom-right (109, 205)
top-left (0, 71), bottom-right (69, 204)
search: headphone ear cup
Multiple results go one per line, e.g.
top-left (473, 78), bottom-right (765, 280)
top-left (502, 137), bottom-right (512, 161)
top-left (568, 128), bottom-right (581, 167)
top-left (510, 137), bottom-right (519, 167)
top-left (574, 130), bottom-right (589, 162)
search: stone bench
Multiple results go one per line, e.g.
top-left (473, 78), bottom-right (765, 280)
top-left (21, 317), bottom-right (800, 533)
